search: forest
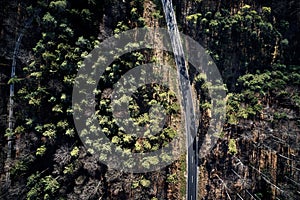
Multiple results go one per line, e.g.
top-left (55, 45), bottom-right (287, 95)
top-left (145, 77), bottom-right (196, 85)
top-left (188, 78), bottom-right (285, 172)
top-left (0, 0), bottom-right (299, 199)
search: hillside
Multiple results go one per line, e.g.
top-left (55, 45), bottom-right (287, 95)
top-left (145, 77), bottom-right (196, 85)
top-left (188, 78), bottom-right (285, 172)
top-left (0, 0), bottom-right (299, 199)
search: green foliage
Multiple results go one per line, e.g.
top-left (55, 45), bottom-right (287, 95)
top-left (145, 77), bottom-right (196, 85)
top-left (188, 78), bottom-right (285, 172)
top-left (97, 76), bottom-right (181, 155)
top-left (152, 10), bottom-right (163, 19)
top-left (132, 176), bottom-right (151, 188)
top-left (36, 145), bottom-right (47, 156)
top-left (8, 76), bottom-right (23, 84)
top-left (142, 156), bottom-right (159, 169)
top-left (8, 1), bottom-right (298, 199)
top-left (292, 94), bottom-right (300, 109)
top-left (227, 64), bottom-right (299, 122)
top-left (262, 7), bottom-right (271, 15)
top-left (49, 0), bottom-right (67, 11)
top-left (14, 0), bottom-right (103, 166)
top-left (114, 22), bottom-right (129, 34)
top-left (14, 125), bottom-right (25, 134)
top-left (42, 12), bottom-right (57, 28)
top-left (70, 146), bottom-right (79, 157)
top-left (140, 178), bottom-right (151, 187)
top-left (166, 173), bottom-right (178, 183)
top-left (42, 175), bottom-right (60, 193)
top-left (43, 128), bottom-right (56, 139)
top-left (63, 164), bottom-right (74, 174)
top-left (132, 180), bottom-right (139, 188)
top-left (186, 4), bottom-right (284, 89)
top-left (228, 139), bottom-right (238, 155)
top-left (4, 128), bottom-right (14, 137)
top-left (10, 156), bottom-right (34, 177)
top-left (186, 13), bottom-right (202, 23)
top-left (27, 173), bottom-right (60, 200)
top-left (273, 112), bottom-right (288, 120)
top-left (226, 93), bottom-right (239, 124)
top-left (238, 73), bottom-right (271, 94)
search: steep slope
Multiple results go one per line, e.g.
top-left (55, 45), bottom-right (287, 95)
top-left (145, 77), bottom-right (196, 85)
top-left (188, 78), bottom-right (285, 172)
top-left (0, 0), bottom-right (299, 200)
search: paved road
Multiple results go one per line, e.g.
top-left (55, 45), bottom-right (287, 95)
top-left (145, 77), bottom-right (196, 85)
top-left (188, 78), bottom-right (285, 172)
top-left (161, 1), bottom-right (198, 199)
top-left (187, 137), bottom-right (198, 200)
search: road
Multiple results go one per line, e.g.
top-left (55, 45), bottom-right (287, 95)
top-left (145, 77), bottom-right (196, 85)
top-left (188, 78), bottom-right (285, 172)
top-left (161, 0), bottom-right (198, 199)
top-left (187, 137), bottom-right (198, 200)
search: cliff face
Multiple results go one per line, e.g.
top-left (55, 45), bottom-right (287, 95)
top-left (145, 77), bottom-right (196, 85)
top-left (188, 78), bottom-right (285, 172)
top-left (0, 0), bottom-right (299, 199)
